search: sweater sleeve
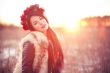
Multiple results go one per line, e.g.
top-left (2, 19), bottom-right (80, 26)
top-left (22, 41), bottom-right (35, 73)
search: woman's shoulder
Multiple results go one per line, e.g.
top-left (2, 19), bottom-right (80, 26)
top-left (21, 32), bottom-right (35, 44)
top-left (20, 31), bottom-right (48, 49)
top-left (19, 32), bottom-right (37, 48)
top-left (20, 31), bottom-right (48, 45)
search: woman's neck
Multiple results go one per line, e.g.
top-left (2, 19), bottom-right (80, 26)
top-left (43, 30), bottom-right (47, 36)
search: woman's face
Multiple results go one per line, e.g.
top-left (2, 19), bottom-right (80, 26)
top-left (30, 16), bottom-right (49, 32)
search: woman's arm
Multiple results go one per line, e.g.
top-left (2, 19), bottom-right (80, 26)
top-left (22, 41), bottom-right (35, 73)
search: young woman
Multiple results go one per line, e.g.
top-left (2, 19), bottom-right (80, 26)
top-left (13, 4), bottom-right (64, 73)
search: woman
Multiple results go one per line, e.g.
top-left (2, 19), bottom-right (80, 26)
top-left (13, 4), bottom-right (64, 73)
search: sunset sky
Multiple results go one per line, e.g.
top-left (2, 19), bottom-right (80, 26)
top-left (0, 0), bottom-right (110, 27)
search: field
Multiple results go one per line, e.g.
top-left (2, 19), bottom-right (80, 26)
top-left (0, 25), bottom-right (110, 73)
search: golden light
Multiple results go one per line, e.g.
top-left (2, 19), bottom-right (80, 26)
top-left (62, 19), bottom-right (81, 33)
top-left (79, 20), bottom-right (88, 27)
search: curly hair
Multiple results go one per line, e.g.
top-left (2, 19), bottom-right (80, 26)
top-left (20, 4), bottom-right (48, 30)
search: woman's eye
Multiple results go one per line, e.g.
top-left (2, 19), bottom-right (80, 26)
top-left (39, 17), bottom-right (43, 20)
top-left (33, 21), bottom-right (38, 25)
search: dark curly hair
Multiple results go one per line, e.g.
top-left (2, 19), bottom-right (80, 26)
top-left (20, 4), bottom-right (48, 30)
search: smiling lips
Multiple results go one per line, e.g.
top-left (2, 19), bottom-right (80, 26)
top-left (41, 24), bottom-right (46, 28)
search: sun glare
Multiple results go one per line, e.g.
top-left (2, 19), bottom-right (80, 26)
top-left (79, 20), bottom-right (88, 27)
top-left (62, 19), bottom-right (81, 33)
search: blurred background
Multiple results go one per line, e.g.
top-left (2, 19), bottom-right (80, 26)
top-left (0, 0), bottom-right (110, 73)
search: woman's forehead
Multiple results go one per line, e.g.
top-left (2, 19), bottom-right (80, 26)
top-left (31, 16), bottom-right (41, 19)
top-left (30, 16), bottom-right (41, 22)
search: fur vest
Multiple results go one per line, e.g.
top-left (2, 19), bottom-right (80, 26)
top-left (13, 31), bottom-right (49, 73)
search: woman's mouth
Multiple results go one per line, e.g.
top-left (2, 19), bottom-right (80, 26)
top-left (41, 24), bottom-right (46, 28)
